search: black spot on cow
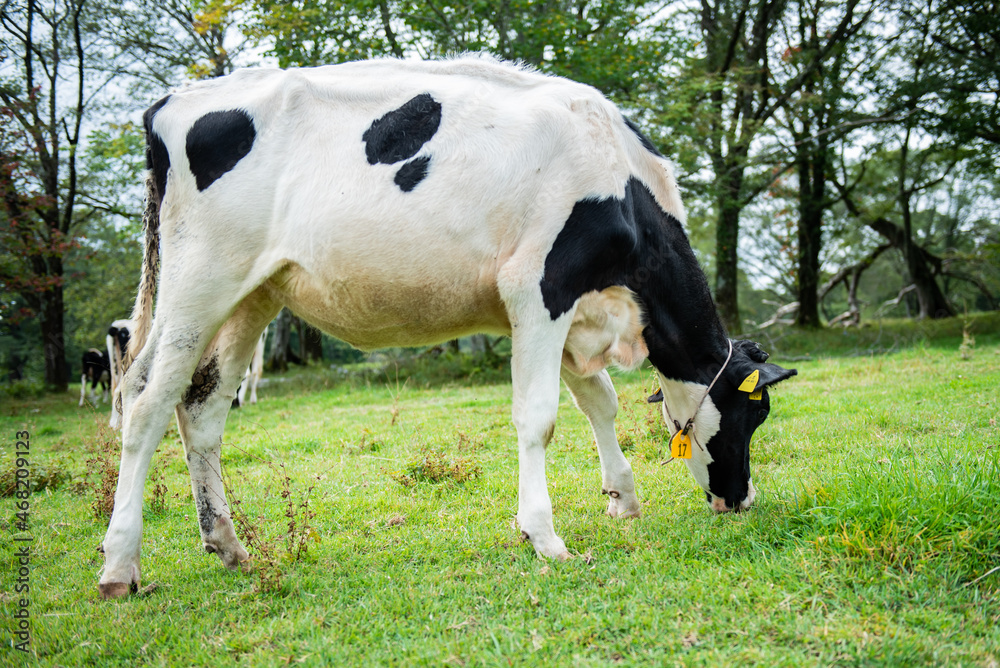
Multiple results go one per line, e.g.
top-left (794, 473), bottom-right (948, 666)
top-left (144, 96), bottom-right (172, 201)
top-left (196, 484), bottom-right (218, 536)
top-left (539, 185), bottom-right (640, 320)
top-left (185, 109), bottom-right (256, 191)
top-left (623, 116), bottom-right (662, 157)
top-left (540, 177), bottom-right (726, 374)
top-left (394, 156), bottom-right (431, 192)
top-left (183, 355), bottom-right (221, 408)
top-left (363, 94), bottom-right (442, 165)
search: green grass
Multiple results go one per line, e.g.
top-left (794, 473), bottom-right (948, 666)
top-left (2, 318), bottom-right (999, 666)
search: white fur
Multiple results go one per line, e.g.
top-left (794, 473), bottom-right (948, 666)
top-left (656, 373), bottom-right (722, 493)
top-left (100, 57), bottom-right (686, 593)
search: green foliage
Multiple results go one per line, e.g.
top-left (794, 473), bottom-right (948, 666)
top-left (0, 376), bottom-right (47, 398)
top-left (80, 422), bottom-right (122, 519)
top-left (4, 0), bottom-right (999, 399)
top-left (0, 458), bottom-right (71, 496)
top-left (389, 447), bottom-right (482, 487)
top-left (247, 0), bottom-right (667, 102)
top-left (375, 344), bottom-right (512, 388)
top-left (64, 215), bottom-right (142, 357)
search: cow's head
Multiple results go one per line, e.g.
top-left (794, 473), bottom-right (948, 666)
top-left (651, 339), bottom-right (796, 513)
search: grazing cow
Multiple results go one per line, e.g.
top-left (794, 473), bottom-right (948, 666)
top-left (99, 56), bottom-right (796, 599)
top-left (79, 349), bottom-right (111, 406)
top-left (233, 328), bottom-right (267, 408)
top-left (107, 319), bottom-right (134, 429)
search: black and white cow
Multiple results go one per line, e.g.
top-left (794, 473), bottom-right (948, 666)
top-left (99, 56), bottom-right (796, 599)
top-left (107, 319), bottom-right (134, 429)
top-left (79, 349), bottom-right (111, 406)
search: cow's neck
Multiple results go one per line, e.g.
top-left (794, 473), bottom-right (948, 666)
top-left (624, 179), bottom-right (730, 385)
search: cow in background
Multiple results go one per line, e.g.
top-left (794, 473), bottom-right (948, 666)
top-left (107, 319), bottom-right (134, 429)
top-left (79, 349), bottom-right (111, 406)
top-left (233, 328), bottom-right (267, 408)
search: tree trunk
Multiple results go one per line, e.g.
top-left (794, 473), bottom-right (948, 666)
top-left (909, 249), bottom-right (955, 318)
top-left (40, 280), bottom-right (68, 390)
top-left (267, 308), bottom-right (292, 372)
top-left (896, 94), bottom-right (955, 319)
top-left (794, 141), bottom-right (827, 328)
top-left (795, 99), bottom-right (830, 329)
top-left (819, 243), bottom-right (890, 326)
top-left (867, 218), bottom-right (954, 319)
top-left (714, 199), bottom-right (742, 333)
top-left (298, 321), bottom-right (324, 363)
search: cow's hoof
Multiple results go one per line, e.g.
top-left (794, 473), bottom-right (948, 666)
top-left (98, 581), bottom-right (137, 600)
top-left (205, 542), bottom-right (250, 571)
top-left (607, 500), bottom-right (641, 519)
top-left (203, 516), bottom-right (250, 571)
top-left (239, 555), bottom-right (254, 574)
top-left (605, 491), bottom-right (642, 519)
top-left (514, 515), bottom-right (568, 559)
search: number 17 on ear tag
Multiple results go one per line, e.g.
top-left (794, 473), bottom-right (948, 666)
top-left (671, 431), bottom-right (692, 459)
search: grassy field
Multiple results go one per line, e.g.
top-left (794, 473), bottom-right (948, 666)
top-left (2, 315), bottom-right (999, 666)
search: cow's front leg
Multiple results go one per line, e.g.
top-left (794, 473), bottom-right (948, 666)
top-left (561, 368), bottom-right (641, 518)
top-left (509, 310), bottom-right (575, 560)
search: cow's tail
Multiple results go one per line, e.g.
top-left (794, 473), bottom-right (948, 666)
top-left (123, 171), bottom-right (160, 372)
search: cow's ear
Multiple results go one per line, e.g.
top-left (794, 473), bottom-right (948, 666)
top-left (728, 340), bottom-right (796, 392)
top-left (758, 363), bottom-right (797, 388)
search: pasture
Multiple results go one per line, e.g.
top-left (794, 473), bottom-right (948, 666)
top-left (3, 316), bottom-right (999, 666)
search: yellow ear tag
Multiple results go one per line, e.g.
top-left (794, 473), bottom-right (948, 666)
top-left (670, 431), bottom-right (693, 459)
top-left (739, 369), bottom-right (759, 393)
top-left (749, 388), bottom-right (763, 401)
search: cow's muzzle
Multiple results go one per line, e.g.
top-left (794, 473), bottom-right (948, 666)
top-left (709, 479), bottom-right (756, 513)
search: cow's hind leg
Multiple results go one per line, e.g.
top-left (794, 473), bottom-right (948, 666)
top-left (175, 291), bottom-right (279, 570)
top-left (561, 368), bottom-right (641, 518)
top-left (99, 319), bottom-right (220, 598)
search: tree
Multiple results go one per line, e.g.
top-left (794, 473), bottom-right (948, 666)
top-left (111, 0), bottom-right (255, 86)
top-left (651, 0), bottom-right (871, 332)
top-left (405, 0), bottom-right (666, 96)
top-left (1, 0), bottom-right (100, 389)
top-left (925, 0), bottom-right (1000, 151)
top-left (64, 124), bottom-right (145, 354)
top-left (776, 0), bottom-right (876, 327)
